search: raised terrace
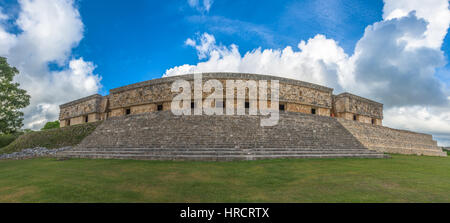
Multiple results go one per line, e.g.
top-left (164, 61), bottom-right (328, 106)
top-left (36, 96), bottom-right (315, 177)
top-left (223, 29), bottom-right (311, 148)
top-left (57, 73), bottom-right (446, 159)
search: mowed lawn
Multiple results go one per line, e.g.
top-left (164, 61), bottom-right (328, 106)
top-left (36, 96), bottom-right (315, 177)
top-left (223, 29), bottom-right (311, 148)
top-left (0, 154), bottom-right (449, 202)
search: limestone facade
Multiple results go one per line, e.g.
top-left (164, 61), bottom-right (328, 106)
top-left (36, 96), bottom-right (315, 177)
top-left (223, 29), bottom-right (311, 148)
top-left (333, 93), bottom-right (383, 125)
top-left (59, 94), bottom-right (106, 127)
top-left (59, 73), bottom-right (383, 126)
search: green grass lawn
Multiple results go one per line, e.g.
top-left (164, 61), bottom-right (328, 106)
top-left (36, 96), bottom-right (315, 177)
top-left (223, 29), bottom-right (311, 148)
top-left (0, 154), bottom-right (449, 202)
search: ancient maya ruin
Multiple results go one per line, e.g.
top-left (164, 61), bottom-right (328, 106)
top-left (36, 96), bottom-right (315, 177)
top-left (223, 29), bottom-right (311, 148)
top-left (56, 73), bottom-right (447, 160)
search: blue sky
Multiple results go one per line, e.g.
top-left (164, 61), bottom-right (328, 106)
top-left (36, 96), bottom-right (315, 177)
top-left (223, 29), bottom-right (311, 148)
top-left (68, 0), bottom-right (385, 92)
top-left (0, 0), bottom-right (449, 146)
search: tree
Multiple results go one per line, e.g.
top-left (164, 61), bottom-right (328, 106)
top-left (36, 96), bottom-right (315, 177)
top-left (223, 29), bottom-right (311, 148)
top-left (41, 120), bottom-right (60, 131)
top-left (0, 57), bottom-right (30, 134)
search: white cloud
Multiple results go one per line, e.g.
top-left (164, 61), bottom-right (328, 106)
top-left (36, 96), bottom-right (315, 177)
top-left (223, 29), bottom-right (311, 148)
top-left (384, 106), bottom-right (450, 135)
top-left (0, 0), bottom-right (101, 130)
top-left (166, 33), bottom-right (349, 92)
top-left (165, 0), bottom-right (450, 146)
top-left (0, 6), bottom-right (17, 55)
top-left (0, 7), bottom-right (8, 20)
top-left (383, 0), bottom-right (450, 49)
top-left (0, 27), bottom-right (17, 55)
top-left (13, 0), bottom-right (84, 65)
top-left (17, 58), bottom-right (101, 129)
top-left (184, 32), bottom-right (217, 59)
top-left (203, 0), bottom-right (213, 12)
top-left (350, 13), bottom-right (447, 107)
top-left (188, 0), bottom-right (213, 13)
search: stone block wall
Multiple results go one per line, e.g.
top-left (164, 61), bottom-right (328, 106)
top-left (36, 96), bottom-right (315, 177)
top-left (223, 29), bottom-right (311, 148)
top-left (59, 73), bottom-right (385, 128)
top-left (286, 103), bottom-right (330, 116)
top-left (60, 73), bottom-right (338, 126)
top-left (131, 104), bottom-right (157, 114)
top-left (87, 113), bottom-right (100, 123)
top-left (333, 92), bottom-right (383, 125)
top-left (106, 73), bottom-right (333, 113)
top-left (59, 94), bottom-right (103, 119)
top-left (110, 108), bottom-right (124, 117)
top-left (336, 112), bottom-right (382, 125)
top-left (59, 94), bottom-right (105, 127)
top-left (68, 116), bottom-right (84, 126)
top-left (60, 113), bottom-right (101, 127)
top-left (337, 118), bottom-right (447, 156)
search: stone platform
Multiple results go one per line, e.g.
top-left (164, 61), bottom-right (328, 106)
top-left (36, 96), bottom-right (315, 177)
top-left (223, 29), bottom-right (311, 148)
top-left (56, 111), bottom-right (388, 160)
top-left (337, 118), bottom-right (447, 156)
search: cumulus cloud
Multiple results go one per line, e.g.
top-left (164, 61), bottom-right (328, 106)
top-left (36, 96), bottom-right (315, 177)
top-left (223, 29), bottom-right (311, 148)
top-left (165, 0), bottom-right (450, 146)
top-left (351, 13), bottom-right (447, 107)
top-left (384, 106), bottom-right (450, 135)
top-left (184, 32), bottom-right (218, 59)
top-left (0, 0), bottom-right (101, 130)
top-left (0, 7), bottom-right (17, 55)
top-left (383, 0), bottom-right (450, 49)
top-left (187, 0), bottom-right (213, 13)
top-left (166, 33), bottom-right (349, 92)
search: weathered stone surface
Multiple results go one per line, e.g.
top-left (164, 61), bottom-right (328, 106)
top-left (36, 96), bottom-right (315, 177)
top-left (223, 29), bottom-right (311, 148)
top-left (55, 111), bottom-right (387, 160)
top-left (59, 73), bottom-right (384, 127)
top-left (0, 147), bottom-right (72, 160)
top-left (59, 94), bottom-right (103, 120)
top-left (55, 73), bottom-right (444, 160)
top-left (333, 92), bottom-right (383, 119)
top-left (107, 76), bottom-right (332, 110)
top-left (110, 73), bottom-right (333, 94)
top-left (337, 118), bottom-right (447, 157)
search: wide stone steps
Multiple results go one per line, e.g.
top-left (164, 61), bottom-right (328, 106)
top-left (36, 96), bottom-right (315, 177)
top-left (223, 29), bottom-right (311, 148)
top-left (56, 151), bottom-right (387, 161)
top-left (58, 149), bottom-right (380, 155)
top-left (369, 146), bottom-right (447, 156)
top-left (57, 111), bottom-right (388, 160)
top-left (337, 118), bottom-right (446, 157)
top-left (67, 147), bottom-right (374, 152)
top-left (57, 147), bottom-right (387, 160)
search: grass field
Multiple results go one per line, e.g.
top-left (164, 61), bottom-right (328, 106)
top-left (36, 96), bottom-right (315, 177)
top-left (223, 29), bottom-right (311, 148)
top-left (0, 154), bottom-right (449, 202)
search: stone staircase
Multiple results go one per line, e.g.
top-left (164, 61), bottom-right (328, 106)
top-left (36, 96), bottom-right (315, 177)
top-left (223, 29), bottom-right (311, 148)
top-left (56, 111), bottom-right (387, 160)
top-left (337, 118), bottom-right (447, 157)
top-left (57, 148), bottom-right (385, 160)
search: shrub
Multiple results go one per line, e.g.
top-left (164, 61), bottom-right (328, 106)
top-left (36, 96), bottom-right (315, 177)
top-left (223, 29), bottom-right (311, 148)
top-left (41, 120), bottom-right (60, 131)
top-left (0, 134), bottom-right (19, 148)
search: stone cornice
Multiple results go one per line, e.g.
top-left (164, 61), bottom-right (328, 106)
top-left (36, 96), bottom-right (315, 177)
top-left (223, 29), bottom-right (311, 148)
top-left (335, 92), bottom-right (383, 107)
top-left (59, 94), bottom-right (103, 109)
top-left (109, 73), bottom-right (334, 94)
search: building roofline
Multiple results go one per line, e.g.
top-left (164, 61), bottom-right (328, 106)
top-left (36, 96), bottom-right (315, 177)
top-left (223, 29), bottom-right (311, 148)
top-left (335, 92), bottom-right (383, 106)
top-left (59, 94), bottom-right (103, 109)
top-left (109, 72), bottom-right (334, 94)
